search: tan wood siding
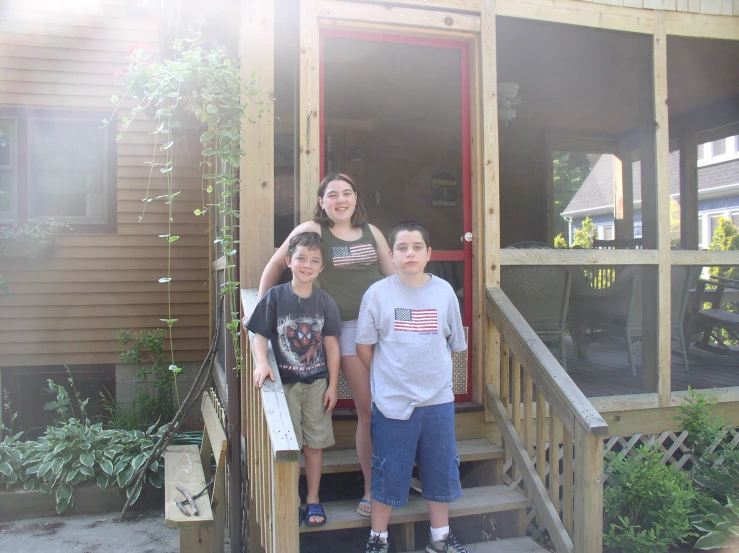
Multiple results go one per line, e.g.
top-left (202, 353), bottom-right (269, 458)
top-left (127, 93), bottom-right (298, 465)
top-left (0, 1), bottom-right (210, 366)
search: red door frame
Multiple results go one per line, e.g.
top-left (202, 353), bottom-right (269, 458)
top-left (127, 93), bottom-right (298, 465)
top-left (319, 29), bottom-right (473, 402)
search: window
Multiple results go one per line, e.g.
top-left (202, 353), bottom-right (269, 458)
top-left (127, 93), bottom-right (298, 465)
top-left (713, 139), bottom-right (727, 157)
top-left (697, 143), bottom-right (704, 161)
top-left (604, 226), bottom-right (614, 240)
top-left (698, 215), bottom-right (704, 249)
top-left (0, 109), bottom-right (116, 232)
top-left (732, 212), bottom-right (739, 229)
top-left (709, 214), bottom-right (723, 246)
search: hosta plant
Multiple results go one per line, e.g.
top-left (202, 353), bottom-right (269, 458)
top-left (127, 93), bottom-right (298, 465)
top-left (0, 380), bottom-right (165, 514)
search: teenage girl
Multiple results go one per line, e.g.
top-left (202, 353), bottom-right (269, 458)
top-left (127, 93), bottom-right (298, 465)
top-left (257, 172), bottom-right (396, 517)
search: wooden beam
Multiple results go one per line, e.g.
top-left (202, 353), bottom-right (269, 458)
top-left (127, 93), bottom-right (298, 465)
top-left (544, 135), bottom-right (554, 245)
top-left (317, 0), bottom-right (481, 32)
top-left (240, 0), bottom-right (275, 288)
top-left (300, 0), bottom-right (321, 223)
top-left (496, 0), bottom-right (655, 34)
top-left (574, 423), bottom-right (604, 553)
top-left (679, 126), bottom-right (699, 250)
top-left (546, 133), bottom-right (620, 155)
top-left (482, 0), bottom-right (501, 422)
top-left (614, 149), bottom-right (635, 240)
top-left (665, 10), bottom-right (739, 39)
top-left (640, 11), bottom-right (673, 406)
top-left (671, 250), bottom-right (739, 265)
top-left (501, 248), bottom-right (658, 266)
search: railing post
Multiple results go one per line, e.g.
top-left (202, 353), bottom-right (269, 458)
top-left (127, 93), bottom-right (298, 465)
top-left (574, 423), bottom-right (604, 553)
top-left (272, 459), bottom-right (300, 552)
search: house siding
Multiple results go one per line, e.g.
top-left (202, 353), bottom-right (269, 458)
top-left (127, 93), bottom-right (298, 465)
top-left (0, 0), bottom-right (210, 367)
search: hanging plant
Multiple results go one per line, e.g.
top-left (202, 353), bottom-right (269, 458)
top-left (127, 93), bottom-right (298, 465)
top-left (109, 25), bottom-right (265, 375)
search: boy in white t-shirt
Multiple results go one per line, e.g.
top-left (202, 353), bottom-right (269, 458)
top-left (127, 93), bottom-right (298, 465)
top-left (356, 221), bottom-right (468, 553)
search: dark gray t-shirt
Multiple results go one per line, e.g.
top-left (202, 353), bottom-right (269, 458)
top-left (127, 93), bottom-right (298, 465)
top-left (246, 283), bottom-right (342, 385)
top-left (356, 274), bottom-right (467, 420)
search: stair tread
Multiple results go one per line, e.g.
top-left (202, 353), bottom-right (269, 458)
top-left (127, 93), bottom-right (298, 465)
top-left (406, 537), bottom-right (548, 553)
top-left (300, 485), bottom-right (530, 533)
top-left (307, 439), bottom-right (504, 474)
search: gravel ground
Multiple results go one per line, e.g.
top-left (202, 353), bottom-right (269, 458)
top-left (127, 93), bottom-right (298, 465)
top-left (0, 510), bottom-right (179, 553)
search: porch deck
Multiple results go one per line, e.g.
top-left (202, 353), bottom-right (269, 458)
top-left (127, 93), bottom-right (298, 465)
top-left (564, 338), bottom-right (739, 398)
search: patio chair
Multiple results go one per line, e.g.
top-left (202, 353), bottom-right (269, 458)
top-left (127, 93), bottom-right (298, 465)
top-left (569, 265), bottom-right (699, 376)
top-left (501, 265), bottom-right (571, 371)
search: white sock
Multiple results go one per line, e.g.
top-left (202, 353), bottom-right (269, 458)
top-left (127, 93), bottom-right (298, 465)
top-left (430, 525), bottom-right (450, 542)
top-left (370, 530), bottom-right (388, 543)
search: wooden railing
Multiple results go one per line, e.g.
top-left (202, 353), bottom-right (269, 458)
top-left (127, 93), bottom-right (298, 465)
top-left (241, 289), bottom-right (301, 553)
top-left (486, 287), bottom-right (610, 553)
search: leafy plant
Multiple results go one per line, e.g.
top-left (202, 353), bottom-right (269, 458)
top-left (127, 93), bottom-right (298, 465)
top-left (0, 219), bottom-right (72, 242)
top-left (676, 388), bottom-right (739, 549)
top-left (553, 233), bottom-right (568, 249)
top-left (0, 380), bottom-right (164, 514)
top-left (573, 216), bottom-right (596, 249)
top-left (116, 328), bottom-right (176, 430)
top-left (110, 25), bottom-right (264, 374)
top-left (604, 444), bottom-right (696, 553)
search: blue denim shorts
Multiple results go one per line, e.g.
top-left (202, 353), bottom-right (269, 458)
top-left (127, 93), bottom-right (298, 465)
top-left (370, 402), bottom-right (462, 508)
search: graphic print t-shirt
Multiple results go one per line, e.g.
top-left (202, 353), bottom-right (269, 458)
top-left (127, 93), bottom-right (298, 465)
top-left (246, 283), bottom-right (342, 384)
top-left (356, 274), bottom-right (467, 420)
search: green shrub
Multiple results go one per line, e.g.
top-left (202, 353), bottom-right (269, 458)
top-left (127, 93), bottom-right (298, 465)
top-left (604, 444), bottom-right (696, 553)
top-left (676, 388), bottom-right (739, 550)
top-left (0, 380), bottom-right (164, 514)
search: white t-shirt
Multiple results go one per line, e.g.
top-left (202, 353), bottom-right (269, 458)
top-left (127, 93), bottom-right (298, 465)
top-left (356, 274), bottom-right (467, 420)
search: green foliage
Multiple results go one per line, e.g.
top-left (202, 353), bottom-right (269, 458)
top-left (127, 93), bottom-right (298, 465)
top-left (0, 381), bottom-right (164, 514)
top-left (115, 329), bottom-right (175, 430)
top-left (110, 25), bottom-right (261, 373)
top-left (604, 445), bottom-right (697, 553)
top-left (0, 275), bottom-right (8, 295)
top-left (553, 151), bottom-right (592, 240)
top-left (573, 216), bottom-right (596, 249)
top-left (675, 388), bottom-right (739, 549)
top-left (0, 219), bottom-right (72, 242)
top-left (553, 233), bottom-right (568, 249)
top-left (708, 217), bottom-right (739, 281)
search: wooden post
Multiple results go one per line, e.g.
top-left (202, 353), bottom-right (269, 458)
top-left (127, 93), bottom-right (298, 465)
top-left (573, 424), bottom-right (604, 553)
top-left (639, 11), bottom-right (671, 404)
top-left (482, 0), bottom-right (501, 422)
top-left (241, 0), bottom-right (276, 288)
top-left (680, 126), bottom-right (699, 250)
top-left (272, 460), bottom-right (300, 553)
top-left (613, 148), bottom-right (634, 241)
top-left (299, 0), bottom-right (320, 223)
top-left (544, 135), bottom-right (555, 244)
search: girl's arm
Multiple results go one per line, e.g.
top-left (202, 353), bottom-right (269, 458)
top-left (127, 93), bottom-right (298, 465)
top-left (257, 220), bottom-right (321, 299)
top-left (368, 224), bottom-right (397, 277)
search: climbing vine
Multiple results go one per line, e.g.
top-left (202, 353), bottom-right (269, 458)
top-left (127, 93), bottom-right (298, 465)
top-left (110, 26), bottom-right (263, 374)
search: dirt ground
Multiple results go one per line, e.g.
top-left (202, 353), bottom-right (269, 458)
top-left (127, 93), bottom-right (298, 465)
top-left (0, 510), bottom-right (179, 553)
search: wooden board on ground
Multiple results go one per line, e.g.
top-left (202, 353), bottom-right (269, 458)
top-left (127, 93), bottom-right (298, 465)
top-left (164, 445), bottom-right (214, 529)
top-left (300, 485), bottom-right (530, 533)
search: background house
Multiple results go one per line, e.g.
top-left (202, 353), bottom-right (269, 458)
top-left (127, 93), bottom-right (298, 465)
top-left (562, 135), bottom-right (739, 247)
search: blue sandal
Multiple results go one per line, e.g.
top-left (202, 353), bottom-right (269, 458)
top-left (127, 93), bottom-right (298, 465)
top-left (304, 503), bottom-right (327, 527)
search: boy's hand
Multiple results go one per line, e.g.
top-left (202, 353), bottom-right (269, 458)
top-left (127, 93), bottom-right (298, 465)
top-left (323, 384), bottom-right (338, 415)
top-left (253, 360), bottom-right (274, 388)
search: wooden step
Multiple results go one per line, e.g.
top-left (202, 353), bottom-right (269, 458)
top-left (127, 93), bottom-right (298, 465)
top-left (300, 485), bottom-right (530, 533)
top-left (306, 439), bottom-right (505, 474)
top-left (406, 537), bottom-right (548, 553)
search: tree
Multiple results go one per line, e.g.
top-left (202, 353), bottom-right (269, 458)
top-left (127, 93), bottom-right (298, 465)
top-left (553, 233), bottom-right (568, 249)
top-left (573, 216), bottom-right (596, 249)
top-left (708, 217), bottom-right (739, 281)
top-left (553, 151), bottom-right (594, 240)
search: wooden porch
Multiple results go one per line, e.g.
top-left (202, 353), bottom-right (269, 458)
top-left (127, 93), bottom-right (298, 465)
top-left (561, 338), bottom-right (739, 398)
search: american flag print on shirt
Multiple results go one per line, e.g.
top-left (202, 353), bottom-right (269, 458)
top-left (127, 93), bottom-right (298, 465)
top-left (331, 243), bottom-right (378, 267)
top-left (394, 308), bottom-right (438, 333)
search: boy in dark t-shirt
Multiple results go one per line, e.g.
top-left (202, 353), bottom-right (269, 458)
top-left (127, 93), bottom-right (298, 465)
top-left (246, 232), bottom-right (341, 527)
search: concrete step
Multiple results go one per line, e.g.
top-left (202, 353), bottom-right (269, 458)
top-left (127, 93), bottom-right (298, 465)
top-left (304, 439), bottom-right (505, 474)
top-left (406, 537), bottom-right (548, 553)
top-left (300, 485), bottom-right (530, 534)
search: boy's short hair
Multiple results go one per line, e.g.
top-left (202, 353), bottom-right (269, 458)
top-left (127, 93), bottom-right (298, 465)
top-left (388, 221), bottom-right (430, 250)
top-left (286, 232), bottom-right (326, 263)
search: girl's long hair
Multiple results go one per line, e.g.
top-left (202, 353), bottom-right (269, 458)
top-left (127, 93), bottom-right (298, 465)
top-left (312, 172), bottom-right (368, 228)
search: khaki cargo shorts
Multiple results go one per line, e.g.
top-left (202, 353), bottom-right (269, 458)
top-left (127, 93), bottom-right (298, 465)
top-left (283, 379), bottom-right (335, 450)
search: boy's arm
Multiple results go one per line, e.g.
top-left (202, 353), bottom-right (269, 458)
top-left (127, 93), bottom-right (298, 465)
top-left (356, 343), bottom-right (374, 370)
top-left (323, 335), bottom-right (340, 414)
top-left (252, 334), bottom-right (275, 388)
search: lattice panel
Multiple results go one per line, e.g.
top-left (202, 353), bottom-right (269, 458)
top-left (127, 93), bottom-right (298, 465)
top-left (502, 427), bottom-right (739, 538)
top-left (337, 327), bottom-right (470, 400)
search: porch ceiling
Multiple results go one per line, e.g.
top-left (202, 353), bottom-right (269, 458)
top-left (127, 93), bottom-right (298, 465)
top-left (497, 16), bottom-right (739, 138)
